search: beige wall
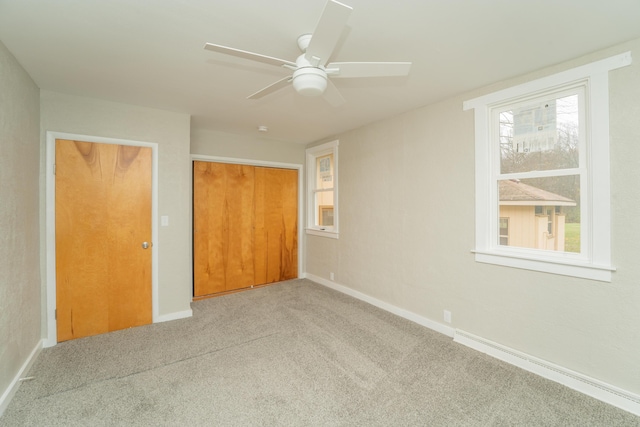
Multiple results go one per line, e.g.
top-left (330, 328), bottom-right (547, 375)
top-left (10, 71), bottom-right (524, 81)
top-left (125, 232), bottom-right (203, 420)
top-left (40, 91), bottom-right (192, 324)
top-left (305, 37), bottom-right (640, 395)
top-left (0, 42), bottom-right (41, 408)
top-left (191, 128), bottom-right (305, 165)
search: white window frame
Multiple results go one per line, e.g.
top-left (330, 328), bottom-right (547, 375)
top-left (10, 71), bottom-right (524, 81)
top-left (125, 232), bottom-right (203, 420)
top-left (464, 52), bottom-right (631, 282)
top-left (306, 140), bottom-right (339, 238)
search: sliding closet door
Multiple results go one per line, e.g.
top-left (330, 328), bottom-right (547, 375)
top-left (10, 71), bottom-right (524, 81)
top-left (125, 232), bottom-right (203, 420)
top-left (254, 167), bottom-right (298, 285)
top-left (193, 162), bottom-right (298, 298)
top-left (193, 162), bottom-right (256, 296)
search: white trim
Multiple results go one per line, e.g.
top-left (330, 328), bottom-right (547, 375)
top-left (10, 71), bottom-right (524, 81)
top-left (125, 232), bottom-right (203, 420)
top-left (190, 154), bottom-right (304, 280)
top-left (305, 229), bottom-right (339, 239)
top-left (499, 168), bottom-right (582, 180)
top-left (0, 339), bottom-right (43, 416)
top-left (155, 309), bottom-right (193, 323)
top-left (499, 201), bottom-right (576, 207)
top-left (454, 330), bottom-right (640, 417)
top-left (474, 251), bottom-right (613, 282)
top-left (45, 132), bottom-right (160, 347)
top-left (305, 273), bottom-right (455, 337)
top-left (191, 154), bottom-right (301, 171)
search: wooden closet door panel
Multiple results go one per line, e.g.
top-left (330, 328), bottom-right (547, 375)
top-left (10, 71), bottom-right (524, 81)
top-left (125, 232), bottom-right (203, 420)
top-left (193, 162), bottom-right (255, 296)
top-left (193, 161), bottom-right (223, 296)
top-left (253, 167), bottom-right (267, 285)
top-left (255, 167), bottom-right (298, 284)
top-left (277, 168), bottom-right (298, 281)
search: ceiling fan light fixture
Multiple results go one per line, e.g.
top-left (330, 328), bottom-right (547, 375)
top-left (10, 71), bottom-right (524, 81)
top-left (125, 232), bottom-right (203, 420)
top-left (292, 68), bottom-right (327, 97)
top-left (204, 0), bottom-right (411, 104)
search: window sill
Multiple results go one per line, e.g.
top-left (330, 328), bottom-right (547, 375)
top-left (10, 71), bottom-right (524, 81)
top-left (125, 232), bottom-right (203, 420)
top-left (306, 228), bottom-right (339, 239)
top-left (472, 250), bottom-right (614, 282)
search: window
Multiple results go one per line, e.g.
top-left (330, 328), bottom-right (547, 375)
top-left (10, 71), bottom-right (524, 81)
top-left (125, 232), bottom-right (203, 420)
top-left (306, 140), bottom-right (338, 238)
top-left (464, 52), bottom-right (631, 281)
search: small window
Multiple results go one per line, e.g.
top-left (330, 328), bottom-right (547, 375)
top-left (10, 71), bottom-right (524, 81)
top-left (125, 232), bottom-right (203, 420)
top-left (319, 205), bottom-right (334, 226)
top-left (306, 140), bottom-right (338, 238)
top-left (499, 218), bottom-right (509, 246)
top-left (464, 52), bottom-right (631, 281)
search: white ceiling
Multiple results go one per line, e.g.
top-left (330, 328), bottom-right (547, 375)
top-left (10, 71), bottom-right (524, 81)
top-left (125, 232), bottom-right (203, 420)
top-left (2, 0), bottom-right (640, 144)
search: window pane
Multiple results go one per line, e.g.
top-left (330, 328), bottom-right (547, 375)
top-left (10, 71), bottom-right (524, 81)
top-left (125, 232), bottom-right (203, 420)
top-left (499, 218), bottom-right (509, 246)
top-left (316, 154), bottom-right (334, 190)
top-left (319, 206), bottom-right (334, 226)
top-left (315, 191), bottom-right (334, 227)
top-left (498, 176), bottom-right (580, 253)
top-left (500, 95), bottom-right (579, 174)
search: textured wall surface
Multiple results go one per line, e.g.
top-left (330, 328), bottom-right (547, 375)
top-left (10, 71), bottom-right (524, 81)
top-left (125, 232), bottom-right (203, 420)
top-left (191, 128), bottom-right (305, 165)
top-left (0, 41), bottom-right (41, 404)
top-left (305, 37), bottom-right (640, 395)
top-left (39, 91), bottom-right (192, 324)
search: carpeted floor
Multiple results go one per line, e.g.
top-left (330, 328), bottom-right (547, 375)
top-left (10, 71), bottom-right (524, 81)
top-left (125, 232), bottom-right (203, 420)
top-left (2, 279), bottom-right (639, 426)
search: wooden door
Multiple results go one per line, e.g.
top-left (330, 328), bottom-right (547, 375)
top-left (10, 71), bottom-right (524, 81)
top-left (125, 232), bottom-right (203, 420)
top-left (254, 167), bottom-right (298, 285)
top-left (193, 162), bottom-right (298, 298)
top-left (193, 162), bottom-right (256, 296)
top-left (55, 139), bottom-right (152, 342)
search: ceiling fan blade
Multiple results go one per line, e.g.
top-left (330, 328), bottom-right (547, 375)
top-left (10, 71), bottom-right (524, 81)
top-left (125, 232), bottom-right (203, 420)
top-left (323, 79), bottom-right (346, 107)
top-left (204, 43), bottom-right (296, 68)
top-left (247, 76), bottom-right (293, 100)
top-left (326, 62), bottom-right (412, 78)
top-left (305, 0), bottom-right (352, 66)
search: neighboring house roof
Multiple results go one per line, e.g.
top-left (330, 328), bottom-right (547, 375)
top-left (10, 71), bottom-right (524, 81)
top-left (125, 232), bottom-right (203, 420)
top-left (499, 180), bottom-right (577, 206)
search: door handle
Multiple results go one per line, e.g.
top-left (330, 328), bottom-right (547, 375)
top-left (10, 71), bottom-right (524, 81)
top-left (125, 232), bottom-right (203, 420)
top-left (142, 242), bottom-right (150, 249)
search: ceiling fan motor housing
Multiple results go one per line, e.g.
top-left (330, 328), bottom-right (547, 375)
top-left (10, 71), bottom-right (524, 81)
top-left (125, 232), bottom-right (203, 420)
top-left (292, 67), bottom-right (327, 96)
top-left (292, 51), bottom-right (328, 97)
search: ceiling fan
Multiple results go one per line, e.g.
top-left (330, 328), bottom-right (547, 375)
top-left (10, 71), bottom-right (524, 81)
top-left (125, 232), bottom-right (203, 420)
top-left (204, 0), bottom-right (411, 106)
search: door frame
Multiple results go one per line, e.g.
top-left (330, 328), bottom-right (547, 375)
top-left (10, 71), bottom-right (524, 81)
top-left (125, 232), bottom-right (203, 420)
top-left (44, 131), bottom-right (159, 347)
top-left (191, 155), bottom-right (304, 291)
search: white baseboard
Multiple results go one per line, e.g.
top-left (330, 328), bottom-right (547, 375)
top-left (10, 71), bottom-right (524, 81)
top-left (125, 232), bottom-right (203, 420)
top-left (454, 329), bottom-right (640, 416)
top-left (0, 339), bottom-right (43, 417)
top-left (155, 308), bottom-right (193, 323)
top-left (305, 273), bottom-right (455, 337)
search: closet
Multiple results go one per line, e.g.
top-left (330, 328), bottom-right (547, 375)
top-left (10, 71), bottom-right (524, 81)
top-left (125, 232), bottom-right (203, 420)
top-left (193, 161), bottom-right (298, 298)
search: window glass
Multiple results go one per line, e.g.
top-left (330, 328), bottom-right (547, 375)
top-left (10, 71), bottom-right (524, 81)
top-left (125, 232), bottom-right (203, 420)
top-left (314, 154), bottom-right (334, 227)
top-left (306, 140), bottom-right (338, 237)
top-left (499, 218), bottom-right (509, 246)
top-left (495, 89), bottom-right (582, 255)
top-left (316, 154), bottom-right (334, 189)
top-left (319, 205), bottom-right (334, 226)
top-left (498, 176), bottom-right (580, 253)
top-left (499, 94), bottom-right (579, 174)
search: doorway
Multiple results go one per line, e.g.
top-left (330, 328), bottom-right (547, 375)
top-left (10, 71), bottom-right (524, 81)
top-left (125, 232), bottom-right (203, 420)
top-left (45, 133), bottom-right (159, 346)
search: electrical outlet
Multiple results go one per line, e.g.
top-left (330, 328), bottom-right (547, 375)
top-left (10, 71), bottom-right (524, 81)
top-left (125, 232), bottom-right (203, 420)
top-left (444, 310), bottom-right (452, 324)
top-left (330, 272), bottom-right (335, 281)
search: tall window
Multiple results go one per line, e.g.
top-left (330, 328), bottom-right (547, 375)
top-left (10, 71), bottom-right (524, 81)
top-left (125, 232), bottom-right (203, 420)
top-left (497, 89), bottom-right (582, 253)
top-left (306, 140), bottom-right (338, 238)
top-left (464, 52), bottom-right (631, 281)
